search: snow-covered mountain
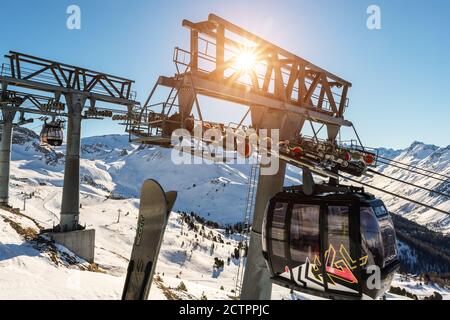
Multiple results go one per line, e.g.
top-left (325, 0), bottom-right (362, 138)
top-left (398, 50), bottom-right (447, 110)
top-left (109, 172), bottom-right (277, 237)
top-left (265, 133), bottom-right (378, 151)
top-left (365, 142), bottom-right (449, 233)
top-left (1, 127), bottom-right (449, 300)
top-left (10, 127), bottom-right (304, 225)
top-left (12, 127), bottom-right (448, 231)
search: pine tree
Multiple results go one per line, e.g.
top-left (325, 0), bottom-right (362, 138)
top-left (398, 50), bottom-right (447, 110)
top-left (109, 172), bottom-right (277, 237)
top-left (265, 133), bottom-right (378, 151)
top-left (177, 281), bottom-right (187, 292)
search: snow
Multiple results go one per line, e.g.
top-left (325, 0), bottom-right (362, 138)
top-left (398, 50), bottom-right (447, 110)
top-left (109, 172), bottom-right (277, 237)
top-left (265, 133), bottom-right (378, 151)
top-left (1, 200), bottom-right (447, 300)
top-left (0, 128), bottom-right (449, 300)
top-left (0, 193), bottom-right (272, 300)
top-left (391, 274), bottom-right (450, 300)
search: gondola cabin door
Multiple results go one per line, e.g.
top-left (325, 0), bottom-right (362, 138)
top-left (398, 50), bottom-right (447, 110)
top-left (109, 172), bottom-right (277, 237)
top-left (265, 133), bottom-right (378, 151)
top-left (321, 198), bottom-right (362, 298)
top-left (263, 194), bottom-right (365, 299)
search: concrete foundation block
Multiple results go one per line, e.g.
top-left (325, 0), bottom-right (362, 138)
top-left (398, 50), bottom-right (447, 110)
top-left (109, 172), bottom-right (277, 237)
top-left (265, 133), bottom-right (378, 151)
top-left (47, 229), bottom-right (95, 263)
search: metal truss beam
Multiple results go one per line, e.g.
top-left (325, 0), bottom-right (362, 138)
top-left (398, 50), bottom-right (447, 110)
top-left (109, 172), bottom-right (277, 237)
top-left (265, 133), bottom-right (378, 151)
top-left (0, 89), bottom-right (67, 116)
top-left (1, 51), bottom-right (138, 106)
top-left (185, 73), bottom-right (352, 127)
top-left (179, 14), bottom-right (352, 119)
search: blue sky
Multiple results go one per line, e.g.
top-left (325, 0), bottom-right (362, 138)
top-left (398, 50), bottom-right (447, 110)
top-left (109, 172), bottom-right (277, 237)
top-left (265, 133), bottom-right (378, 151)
top-left (1, 0), bottom-right (449, 149)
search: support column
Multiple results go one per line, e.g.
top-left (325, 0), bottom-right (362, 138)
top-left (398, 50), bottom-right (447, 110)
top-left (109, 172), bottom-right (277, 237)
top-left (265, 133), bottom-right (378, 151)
top-left (59, 93), bottom-right (86, 232)
top-left (241, 108), bottom-right (304, 300)
top-left (241, 161), bottom-right (286, 300)
top-left (0, 110), bottom-right (16, 205)
top-left (47, 94), bottom-right (95, 262)
top-left (178, 86), bottom-right (195, 120)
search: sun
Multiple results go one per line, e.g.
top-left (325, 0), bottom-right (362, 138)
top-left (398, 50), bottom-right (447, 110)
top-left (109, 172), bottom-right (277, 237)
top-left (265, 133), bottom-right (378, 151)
top-left (234, 48), bottom-right (257, 73)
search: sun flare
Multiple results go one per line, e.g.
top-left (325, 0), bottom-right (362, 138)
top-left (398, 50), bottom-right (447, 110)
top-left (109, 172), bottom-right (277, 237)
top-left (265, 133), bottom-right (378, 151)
top-left (234, 49), bottom-right (257, 73)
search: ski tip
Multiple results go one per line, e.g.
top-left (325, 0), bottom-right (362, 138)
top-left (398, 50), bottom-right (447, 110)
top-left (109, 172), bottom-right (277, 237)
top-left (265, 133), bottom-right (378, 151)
top-left (140, 180), bottom-right (177, 214)
top-left (141, 179), bottom-right (165, 193)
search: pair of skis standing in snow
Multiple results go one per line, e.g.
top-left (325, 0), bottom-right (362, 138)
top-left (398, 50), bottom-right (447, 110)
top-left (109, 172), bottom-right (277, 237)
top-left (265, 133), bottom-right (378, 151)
top-left (122, 180), bottom-right (177, 300)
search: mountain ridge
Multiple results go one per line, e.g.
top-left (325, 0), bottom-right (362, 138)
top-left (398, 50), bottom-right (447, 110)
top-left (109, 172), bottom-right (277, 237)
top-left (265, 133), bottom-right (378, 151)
top-left (10, 127), bottom-right (450, 232)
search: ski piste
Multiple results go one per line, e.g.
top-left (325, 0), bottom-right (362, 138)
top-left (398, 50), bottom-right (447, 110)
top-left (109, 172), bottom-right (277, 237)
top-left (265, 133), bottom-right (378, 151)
top-left (122, 179), bottom-right (177, 300)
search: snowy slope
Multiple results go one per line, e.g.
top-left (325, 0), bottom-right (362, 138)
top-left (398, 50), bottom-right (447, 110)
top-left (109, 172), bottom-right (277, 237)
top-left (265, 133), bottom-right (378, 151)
top-left (0, 181), bottom-right (448, 300)
top-left (0, 127), bottom-right (449, 300)
top-left (0, 191), bottom-right (304, 300)
top-left (1, 187), bottom-right (447, 301)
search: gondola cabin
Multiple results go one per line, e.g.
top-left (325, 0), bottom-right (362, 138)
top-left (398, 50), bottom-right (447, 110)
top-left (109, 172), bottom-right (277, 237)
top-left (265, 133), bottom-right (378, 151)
top-left (262, 188), bottom-right (399, 299)
top-left (40, 120), bottom-right (64, 147)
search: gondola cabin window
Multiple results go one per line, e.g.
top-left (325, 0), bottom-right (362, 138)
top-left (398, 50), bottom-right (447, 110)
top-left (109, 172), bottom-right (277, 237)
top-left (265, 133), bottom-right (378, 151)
top-left (360, 207), bottom-right (383, 266)
top-left (271, 202), bottom-right (288, 258)
top-left (327, 206), bottom-right (350, 252)
top-left (290, 204), bottom-right (320, 264)
top-left (373, 205), bottom-right (389, 217)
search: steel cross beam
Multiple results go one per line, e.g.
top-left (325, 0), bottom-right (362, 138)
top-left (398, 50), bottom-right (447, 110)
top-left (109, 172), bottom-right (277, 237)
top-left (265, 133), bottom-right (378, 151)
top-left (179, 14), bottom-right (352, 121)
top-left (0, 51), bottom-right (138, 106)
top-left (0, 89), bottom-right (67, 117)
top-left (160, 74), bottom-right (352, 127)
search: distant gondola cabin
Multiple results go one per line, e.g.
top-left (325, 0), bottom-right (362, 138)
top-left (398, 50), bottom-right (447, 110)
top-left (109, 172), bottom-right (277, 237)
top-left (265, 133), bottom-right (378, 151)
top-left (40, 121), bottom-right (64, 147)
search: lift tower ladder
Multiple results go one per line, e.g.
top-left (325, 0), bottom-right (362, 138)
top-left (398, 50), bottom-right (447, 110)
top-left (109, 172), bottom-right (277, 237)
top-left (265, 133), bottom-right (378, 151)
top-left (235, 160), bottom-right (260, 298)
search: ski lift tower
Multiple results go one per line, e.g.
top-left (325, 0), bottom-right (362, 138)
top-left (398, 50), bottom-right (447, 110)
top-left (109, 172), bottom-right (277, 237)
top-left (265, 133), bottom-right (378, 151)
top-left (125, 14), bottom-right (353, 299)
top-left (0, 52), bottom-right (138, 262)
top-left (1, 90), bottom-right (64, 204)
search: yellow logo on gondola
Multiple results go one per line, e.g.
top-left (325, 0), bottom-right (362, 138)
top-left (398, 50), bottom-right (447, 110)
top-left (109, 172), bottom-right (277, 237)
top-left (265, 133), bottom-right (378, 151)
top-left (310, 244), bottom-right (368, 285)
